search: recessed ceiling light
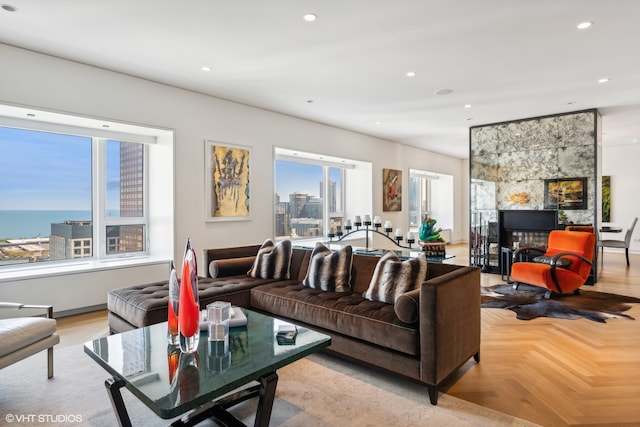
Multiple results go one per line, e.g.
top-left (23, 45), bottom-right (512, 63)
top-left (26, 113), bottom-right (35, 117)
top-left (375, 121), bottom-right (383, 125)
top-left (102, 124), bottom-right (110, 128)
top-left (201, 66), bottom-right (211, 72)
top-left (567, 101), bottom-right (576, 105)
top-left (577, 21), bottom-right (593, 30)
top-left (632, 138), bottom-right (638, 143)
top-left (303, 13), bottom-right (317, 22)
top-left (306, 100), bottom-right (314, 103)
top-left (434, 88), bottom-right (453, 96)
top-left (598, 77), bottom-right (610, 84)
top-left (1, 4), bottom-right (17, 12)
top-left (466, 117), bottom-right (474, 121)
top-left (464, 104), bottom-right (472, 109)
top-left (406, 71), bottom-right (416, 77)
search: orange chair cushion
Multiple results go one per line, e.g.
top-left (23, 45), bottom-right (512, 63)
top-left (510, 262), bottom-right (586, 293)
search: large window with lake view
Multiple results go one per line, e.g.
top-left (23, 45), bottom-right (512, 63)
top-left (0, 126), bottom-right (148, 267)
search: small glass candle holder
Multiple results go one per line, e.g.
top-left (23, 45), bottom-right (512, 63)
top-left (207, 301), bottom-right (231, 342)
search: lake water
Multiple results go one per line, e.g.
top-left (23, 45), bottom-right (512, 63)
top-left (0, 210), bottom-right (92, 239)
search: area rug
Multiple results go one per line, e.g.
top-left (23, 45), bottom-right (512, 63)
top-left (482, 284), bottom-right (640, 322)
top-left (0, 345), bottom-right (538, 426)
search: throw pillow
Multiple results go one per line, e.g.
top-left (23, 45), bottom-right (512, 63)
top-left (532, 255), bottom-right (572, 269)
top-left (363, 251), bottom-right (427, 304)
top-left (302, 243), bottom-right (353, 292)
top-left (247, 239), bottom-right (292, 279)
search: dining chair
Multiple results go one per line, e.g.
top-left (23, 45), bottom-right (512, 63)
top-left (598, 217), bottom-right (638, 267)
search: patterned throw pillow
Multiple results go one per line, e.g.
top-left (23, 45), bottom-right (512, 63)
top-left (247, 239), bottom-right (292, 279)
top-left (363, 251), bottom-right (428, 304)
top-left (302, 243), bottom-right (353, 292)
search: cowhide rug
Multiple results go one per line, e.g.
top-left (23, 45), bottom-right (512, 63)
top-left (481, 284), bottom-right (640, 322)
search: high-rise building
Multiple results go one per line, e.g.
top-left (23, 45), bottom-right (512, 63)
top-left (116, 142), bottom-right (145, 253)
top-left (49, 221), bottom-right (93, 260)
top-left (289, 192), bottom-right (309, 219)
top-left (120, 141), bottom-right (144, 217)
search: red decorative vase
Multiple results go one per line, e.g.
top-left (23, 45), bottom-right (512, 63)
top-left (178, 239), bottom-right (200, 353)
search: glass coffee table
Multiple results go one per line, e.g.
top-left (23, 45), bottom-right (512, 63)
top-left (84, 308), bottom-right (331, 427)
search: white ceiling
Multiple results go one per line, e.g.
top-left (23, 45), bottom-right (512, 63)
top-left (1, 0), bottom-right (639, 159)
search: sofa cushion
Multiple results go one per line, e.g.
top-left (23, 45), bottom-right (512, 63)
top-left (0, 317), bottom-right (57, 358)
top-left (251, 281), bottom-right (419, 356)
top-left (302, 243), bottom-right (353, 292)
top-left (363, 251), bottom-right (427, 304)
top-left (247, 239), bottom-right (292, 280)
top-left (210, 256), bottom-right (256, 278)
top-left (394, 288), bottom-right (420, 324)
top-left (108, 276), bottom-right (276, 328)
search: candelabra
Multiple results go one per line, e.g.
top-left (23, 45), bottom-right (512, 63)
top-left (326, 219), bottom-right (416, 251)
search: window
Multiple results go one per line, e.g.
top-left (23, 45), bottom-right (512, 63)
top-left (274, 149), bottom-right (349, 241)
top-left (0, 124), bottom-right (148, 268)
top-left (408, 169), bottom-right (454, 238)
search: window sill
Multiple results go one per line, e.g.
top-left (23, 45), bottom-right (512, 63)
top-left (0, 256), bottom-right (170, 283)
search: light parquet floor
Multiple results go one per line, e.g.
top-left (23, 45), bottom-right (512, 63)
top-left (444, 244), bottom-right (640, 427)
top-left (56, 244), bottom-right (640, 427)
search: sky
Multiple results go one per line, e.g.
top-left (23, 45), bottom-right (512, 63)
top-left (275, 161), bottom-right (322, 199)
top-left (275, 160), bottom-right (342, 201)
top-left (1, 125), bottom-right (337, 211)
top-left (0, 126), bottom-right (120, 210)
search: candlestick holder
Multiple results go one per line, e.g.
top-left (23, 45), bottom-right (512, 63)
top-left (327, 222), bottom-right (416, 251)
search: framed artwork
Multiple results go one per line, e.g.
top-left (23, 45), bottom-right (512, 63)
top-left (205, 141), bottom-right (251, 221)
top-left (544, 177), bottom-right (587, 210)
top-left (602, 175), bottom-right (611, 222)
top-left (382, 168), bottom-right (402, 211)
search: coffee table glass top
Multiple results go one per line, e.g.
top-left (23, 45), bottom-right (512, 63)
top-left (84, 308), bottom-right (331, 419)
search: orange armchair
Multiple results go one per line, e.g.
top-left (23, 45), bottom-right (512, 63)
top-left (510, 230), bottom-right (595, 298)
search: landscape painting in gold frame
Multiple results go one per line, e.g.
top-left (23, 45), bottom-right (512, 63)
top-left (544, 177), bottom-right (587, 210)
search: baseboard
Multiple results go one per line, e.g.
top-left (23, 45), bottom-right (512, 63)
top-left (55, 303), bottom-right (107, 318)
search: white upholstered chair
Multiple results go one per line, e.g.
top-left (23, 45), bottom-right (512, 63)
top-left (0, 302), bottom-right (60, 378)
top-left (598, 217), bottom-right (638, 267)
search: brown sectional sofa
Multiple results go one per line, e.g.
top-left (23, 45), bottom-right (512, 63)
top-left (108, 244), bottom-right (481, 405)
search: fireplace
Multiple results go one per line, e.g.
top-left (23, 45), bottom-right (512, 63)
top-left (499, 210), bottom-right (559, 250)
top-left (470, 209), bottom-right (561, 275)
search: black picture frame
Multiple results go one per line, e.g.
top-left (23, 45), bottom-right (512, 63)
top-left (544, 177), bottom-right (587, 210)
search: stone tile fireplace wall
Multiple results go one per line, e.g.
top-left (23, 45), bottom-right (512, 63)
top-left (469, 109), bottom-right (601, 279)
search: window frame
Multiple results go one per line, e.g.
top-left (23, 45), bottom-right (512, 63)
top-left (274, 150), bottom-right (349, 242)
top-left (96, 138), bottom-right (149, 258)
top-left (0, 118), bottom-right (151, 270)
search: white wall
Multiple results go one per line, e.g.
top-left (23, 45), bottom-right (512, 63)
top-left (0, 43), bottom-right (467, 313)
top-left (601, 144), bottom-right (640, 253)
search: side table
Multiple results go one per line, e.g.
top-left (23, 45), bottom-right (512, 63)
top-left (500, 247), bottom-right (514, 283)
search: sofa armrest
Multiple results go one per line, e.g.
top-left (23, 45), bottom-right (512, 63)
top-left (0, 302), bottom-right (54, 318)
top-left (419, 265), bottom-right (481, 386)
top-left (209, 256), bottom-right (256, 278)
